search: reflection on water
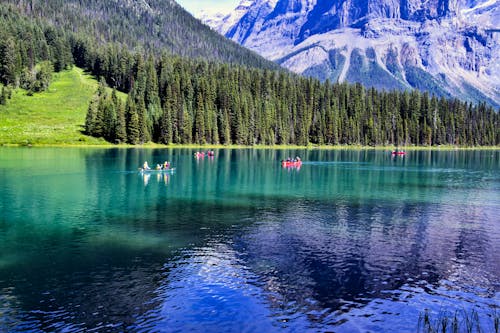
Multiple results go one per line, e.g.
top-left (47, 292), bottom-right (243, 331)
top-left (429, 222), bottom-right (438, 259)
top-left (0, 148), bottom-right (499, 332)
top-left (141, 172), bottom-right (171, 187)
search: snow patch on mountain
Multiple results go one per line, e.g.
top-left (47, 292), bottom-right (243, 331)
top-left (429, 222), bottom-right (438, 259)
top-left (461, 0), bottom-right (500, 27)
top-left (281, 45), bottom-right (329, 73)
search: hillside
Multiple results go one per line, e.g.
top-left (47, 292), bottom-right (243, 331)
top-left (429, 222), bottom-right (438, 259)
top-left (0, 67), bottom-right (123, 145)
top-left (1, 0), bottom-right (279, 70)
top-left (0, 1), bottom-right (497, 147)
top-left (206, 0), bottom-right (500, 107)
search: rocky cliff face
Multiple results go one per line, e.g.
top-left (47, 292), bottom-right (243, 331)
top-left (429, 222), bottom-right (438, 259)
top-left (206, 0), bottom-right (500, 107)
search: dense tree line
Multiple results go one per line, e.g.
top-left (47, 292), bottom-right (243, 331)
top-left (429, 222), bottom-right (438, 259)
top-left (0, 2), bottom-right (498, 146)
top-left (85, 79), bottom-right (127, 143)
top-left (0, 5), bottom-right (71, 92)
top-left (86, 54), bottom-right (499, 146)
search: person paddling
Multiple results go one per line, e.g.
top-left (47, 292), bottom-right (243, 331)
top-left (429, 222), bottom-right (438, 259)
top-left (143, 161), bottom-right (151, 170)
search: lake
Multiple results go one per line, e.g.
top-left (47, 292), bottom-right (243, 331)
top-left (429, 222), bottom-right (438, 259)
top-left (0, 148), bottom-right (499, 332)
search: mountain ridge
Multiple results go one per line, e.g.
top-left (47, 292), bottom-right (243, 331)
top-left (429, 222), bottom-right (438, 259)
top-left (205, 0), bottom-right (500, 107)
top-left (2, 0), bottom-right (279, 71)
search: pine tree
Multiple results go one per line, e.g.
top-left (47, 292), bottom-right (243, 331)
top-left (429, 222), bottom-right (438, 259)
top-left (145, 55), bottom-right (162, 140)
top-left (194, 87), bottom-right (206, 144)
top-left (125, 95), bottom-right (140, 144)
top-left (133, 54), bottom-right (146, 98)
top-left (181, 105), bottom-right (192, 144)
top-left (0, 86), bottom-right (6, 105)
top-left (159, 103), bottom-right (173, 144)
top-left (0, 37), bottom-right (18, 85)
top-left (102, 96), bottom-right (117, 141)
top-left (32, 61), bottom-right (53, 92)
top-left (137, 98), bottom-right (150, 143)
top-left (219, 109), bottom-right (231, 145)
top-left (128, 111), bottom-right (140, 145)
top-left (115, 99), bottom-right (127, 143)
top-left (85, 95), bottom-right (99, 135)
top-left (88, 79), bottom-right (109, 138)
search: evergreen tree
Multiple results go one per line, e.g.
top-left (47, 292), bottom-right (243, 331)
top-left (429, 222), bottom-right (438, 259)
top-left (102, 95), bottom-right (117, 141)
top-left (145, 55), bottom-right (162, 140)
top-left (0, 86), bottom-right (6, 105)
top-left (136, 98), bottom-right (151, 143)
top-left (0, 37), bottom-right (18, 85)
top-left (181, 105), bottom-right (192, 144)
top-left (125, 95), bottom-right (140, 144)
top-left (115, 98), bottom-right (127, 143)
top-left (159, 102), bottom-right (173, 144)
top-left (194, 86), bottom-right (206, 144)
top-left (32, 61), bottom-right (53, 92)
top-left (85, 95), bottom-right (99, 135)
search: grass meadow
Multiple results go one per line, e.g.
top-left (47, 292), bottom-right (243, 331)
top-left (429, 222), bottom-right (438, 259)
top-left (0, 67), bottom-right (125, 146)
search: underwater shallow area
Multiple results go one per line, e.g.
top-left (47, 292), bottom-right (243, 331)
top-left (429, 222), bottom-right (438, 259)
top-left (0, 148), bottom-right (499, 332)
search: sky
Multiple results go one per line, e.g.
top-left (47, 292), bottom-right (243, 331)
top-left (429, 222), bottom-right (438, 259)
top-left (176, 0), bottom-right (240, 15)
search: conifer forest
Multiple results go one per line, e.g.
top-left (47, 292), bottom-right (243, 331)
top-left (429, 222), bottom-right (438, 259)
top-left (1, 2), bottom-right (498, 146)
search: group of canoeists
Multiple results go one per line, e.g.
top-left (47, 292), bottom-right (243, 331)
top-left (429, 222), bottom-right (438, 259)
top-left (194, 150), bottom-right (215, 158)
top-left (140, 160), bottom-right (172, 172)
top-left (139, 151), bottom-right (217, 172)
top-left (281, 156), bottom-right (302, 168)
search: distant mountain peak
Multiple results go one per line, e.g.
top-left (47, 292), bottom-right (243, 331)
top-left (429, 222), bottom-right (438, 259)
top-left (204, 0), bottom-right (500, 106)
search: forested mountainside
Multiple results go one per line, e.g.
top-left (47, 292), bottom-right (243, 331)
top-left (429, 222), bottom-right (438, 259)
top-left (0, 1), bottom-right (498, 147)
top-left (86, 60), bottom-right (499, 147)
top-left (207, 0), bottom-right (500, 108)
top-left (1, 0), bottom-right (278, 70)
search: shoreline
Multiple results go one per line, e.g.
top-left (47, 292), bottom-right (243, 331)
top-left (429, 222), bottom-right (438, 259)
top-left (1, 143), bottom-right (499, 150)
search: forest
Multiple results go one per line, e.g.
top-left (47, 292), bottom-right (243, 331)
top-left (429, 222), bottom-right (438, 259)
top-left (1, 0), bottom-right (277, 70)
top-left (0, 2), bottom-right (498, 146)
top-left (84, 57), bottom-right (499, 146)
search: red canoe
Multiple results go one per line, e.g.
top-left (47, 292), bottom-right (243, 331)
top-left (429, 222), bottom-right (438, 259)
top-left (392, 151), bottom-right (406, 155)
top-left (282, 161), bottom-right (302, 167)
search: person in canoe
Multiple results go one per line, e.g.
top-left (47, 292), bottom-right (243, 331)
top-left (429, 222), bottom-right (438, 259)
top-left (281, 157), bottom-right (302, 167)
top-left (391, 150), bottom-right (406, 155)
top-left (163, 161), bottom-right (170, 169)
top-left (143, 161), bottom-right (151, 170)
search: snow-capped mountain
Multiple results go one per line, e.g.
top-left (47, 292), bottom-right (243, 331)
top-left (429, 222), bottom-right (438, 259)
top-left (204, 0), bottom-right (500, 107)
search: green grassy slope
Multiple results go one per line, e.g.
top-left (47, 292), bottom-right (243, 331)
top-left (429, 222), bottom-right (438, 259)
top-left (0, 67), bottom-right (124, 146)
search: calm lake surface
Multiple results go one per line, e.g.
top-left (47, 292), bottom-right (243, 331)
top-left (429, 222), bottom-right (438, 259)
top-left (0, 148), bottom-right (499, 332)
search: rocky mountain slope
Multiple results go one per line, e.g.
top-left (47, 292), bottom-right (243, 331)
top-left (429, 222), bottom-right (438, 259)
top-left (205, 0), bottom-right (500, 107)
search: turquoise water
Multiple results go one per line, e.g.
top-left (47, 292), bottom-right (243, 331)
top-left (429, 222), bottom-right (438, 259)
top-left (0, 148), bottom-right (499, 332)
